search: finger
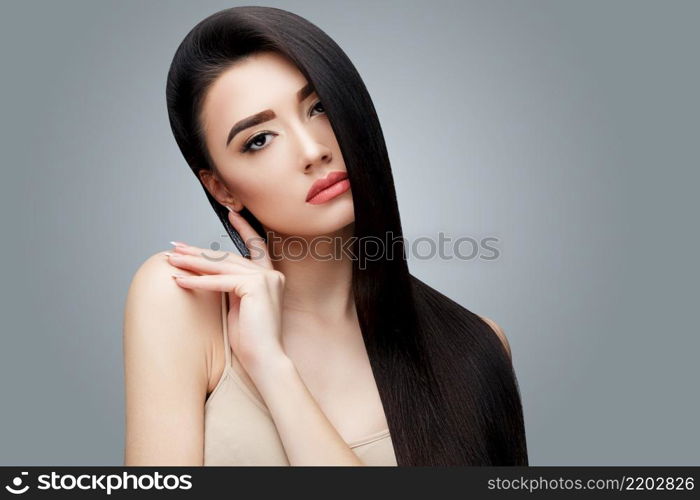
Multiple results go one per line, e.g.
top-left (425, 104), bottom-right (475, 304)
top-left (166, 253), bottom-right (259, 276)
top-left (172, 272), bottom-right (253, 296)
top-left (169, 245), bottom-right (202, 257)
top-left (168, 243), bottom-right (258, 269)
top-left (227, 209), bottom-right (273, 269)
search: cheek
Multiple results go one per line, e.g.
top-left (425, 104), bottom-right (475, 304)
top-left (244, 172), bottom-right (294, 202)
top-left (240, 175), bottom-right (302, 221)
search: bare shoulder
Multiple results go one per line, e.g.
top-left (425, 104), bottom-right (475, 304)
top-left (478, 315), bottom-right (512, 360)
top-left (127, 249), bottom-right (223, 318)
top-left (122, 250), bottom-right (221, 465)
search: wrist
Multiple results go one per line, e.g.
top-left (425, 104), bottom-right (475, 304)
top-left (243, 351), bottom-right (294, 384)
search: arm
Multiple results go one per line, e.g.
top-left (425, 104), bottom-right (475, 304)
top-left (123, 253), bottom-right (211, 465)
top-left (245, 356), bottom-right (364, 466)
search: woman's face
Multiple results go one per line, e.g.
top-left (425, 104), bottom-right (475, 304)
top-left (199, 51), bottom-right (354, 239)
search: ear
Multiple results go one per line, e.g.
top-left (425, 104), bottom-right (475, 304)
top-left (198, 169), bottom-right (245, 211)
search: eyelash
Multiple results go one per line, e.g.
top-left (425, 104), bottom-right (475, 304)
top-left (240, 100), bottom-right (326, 154)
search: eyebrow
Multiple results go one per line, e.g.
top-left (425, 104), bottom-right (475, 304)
top-left (225, 82), bottom-right (316, 148)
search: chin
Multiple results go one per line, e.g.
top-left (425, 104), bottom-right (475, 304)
top-left (297, 211), bottom-right (355, 238)
top-left (296, 220), bottom-right (354, 238)
top-left (263, 213), bottom-right (354, 239)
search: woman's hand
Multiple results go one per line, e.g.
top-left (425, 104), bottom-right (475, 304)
top-left (166, 209), bottom-right (287, 375)
top-left (166, 211), bottom-right (363, 465)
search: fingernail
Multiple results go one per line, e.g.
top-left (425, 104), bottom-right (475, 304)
top-left (170, 241), bottom-right (187, 248)
top-left (225, 205), bottom-right (232, 213)
top-left (164, 252), bottom-right (173, 257)
top-left (171, 273), bottom-right (187, 279)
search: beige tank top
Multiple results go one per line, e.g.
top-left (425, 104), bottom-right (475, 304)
top-left (203, 292), bottom-right (397, 466)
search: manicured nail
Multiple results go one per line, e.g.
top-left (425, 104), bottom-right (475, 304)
top-left (170, 241), bottom-right (187, 248)
top-left (225, 205), bottom-right (232, 212)
top-left (171, 273), bottom-right (187, 279)
top-left (164, 252), bottom-right (173, 257)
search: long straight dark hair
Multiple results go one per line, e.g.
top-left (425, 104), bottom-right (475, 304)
top-left (166, 6), bottom-right (528, 466)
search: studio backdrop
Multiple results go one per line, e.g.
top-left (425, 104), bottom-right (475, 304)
top-left (0, 0), bottom-right (698, 466)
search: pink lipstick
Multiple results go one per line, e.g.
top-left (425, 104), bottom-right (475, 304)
top-left (306, 171), bottom-right (351, 204)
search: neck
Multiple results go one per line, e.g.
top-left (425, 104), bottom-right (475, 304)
top-left (265, 222), bottom-right (356, 327)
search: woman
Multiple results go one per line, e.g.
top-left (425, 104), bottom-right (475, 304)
top-left (123, 6), bottom-right (528, 466)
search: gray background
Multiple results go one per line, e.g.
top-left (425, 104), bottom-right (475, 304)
top-left (1, 0), bottom-right (697, 466)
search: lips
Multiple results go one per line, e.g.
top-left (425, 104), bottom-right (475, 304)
top-left (306, 171), bottom-right (349, 202)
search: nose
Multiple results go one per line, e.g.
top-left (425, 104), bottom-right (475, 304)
top-left (291, 123), bottom-right (332, 171)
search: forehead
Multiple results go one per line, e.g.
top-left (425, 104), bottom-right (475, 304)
top-left (201, 52), bottom-right (307, 131)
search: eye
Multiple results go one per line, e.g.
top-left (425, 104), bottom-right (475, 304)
top-left (310, 100), bottom-right (325, 116)
top-left (239, 101), bottom-right (324, 155)
top-left (240, 131), bottom-right (277, 154)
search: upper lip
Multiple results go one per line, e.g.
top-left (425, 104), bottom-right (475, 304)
top-left (306, 171), bottom-right (349, 201)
